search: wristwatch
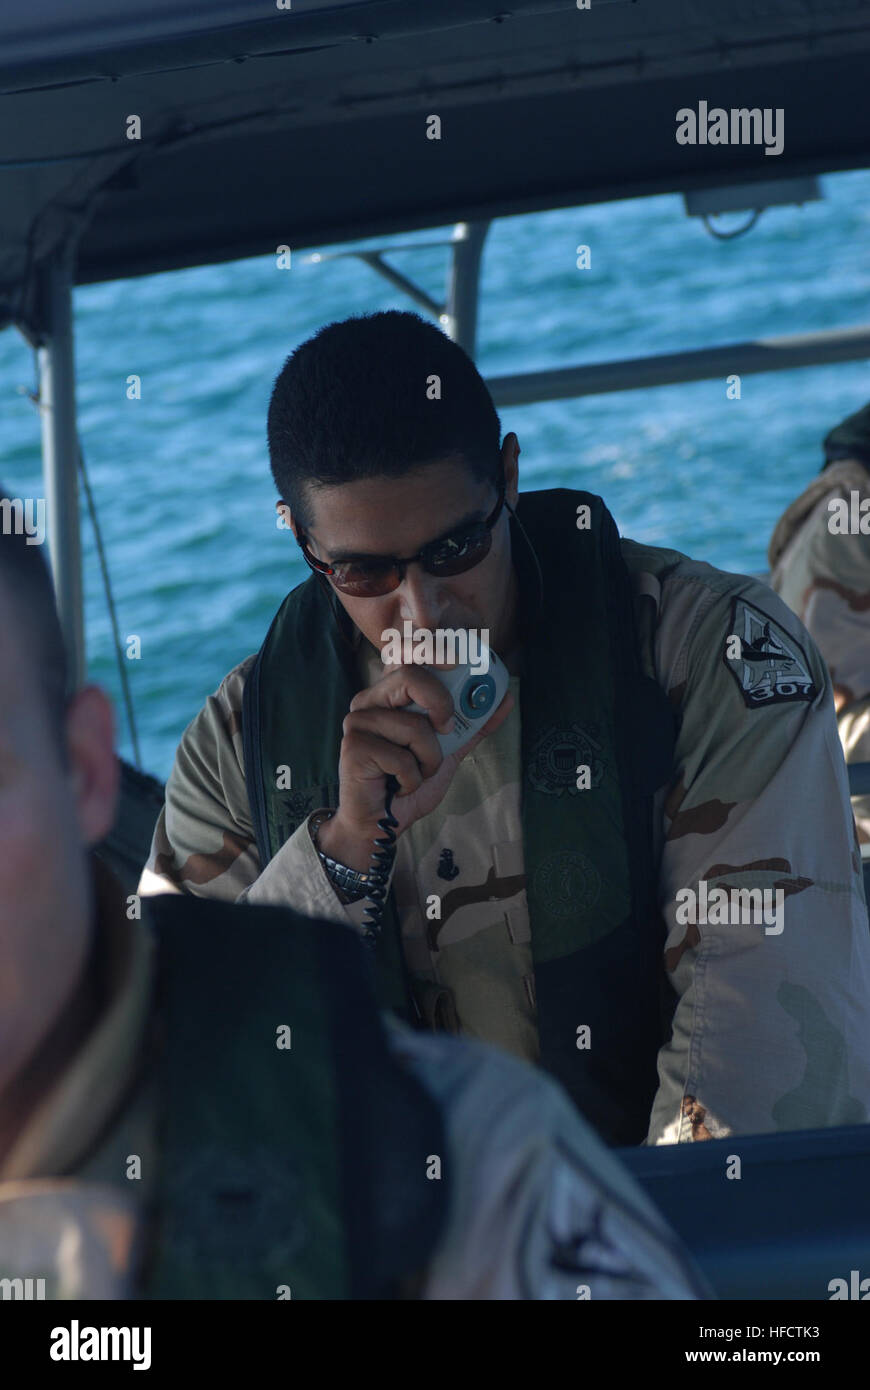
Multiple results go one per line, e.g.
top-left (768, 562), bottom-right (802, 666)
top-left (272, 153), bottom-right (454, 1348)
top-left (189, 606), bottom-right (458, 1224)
top-left (309, 808), bottom-right (372, 904)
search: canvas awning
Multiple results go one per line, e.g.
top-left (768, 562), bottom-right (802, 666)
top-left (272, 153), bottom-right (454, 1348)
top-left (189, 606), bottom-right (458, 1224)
top-left (2, 0), bottom-right (870, 339)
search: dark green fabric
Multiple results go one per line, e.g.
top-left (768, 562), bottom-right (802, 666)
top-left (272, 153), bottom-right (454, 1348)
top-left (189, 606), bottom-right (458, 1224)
top-left (515, 490), bottom-right (676, 1143)
top-left (94, 759), bottom-right (165, 900)
top-left (241, 563), bottom-right (412, 1018)
top-left (139, 895), bottom-right (447, 1299)
top-left (823, 400), bottom-right (870, 469)
top-left (242, 487), bottom-right (676, 1144)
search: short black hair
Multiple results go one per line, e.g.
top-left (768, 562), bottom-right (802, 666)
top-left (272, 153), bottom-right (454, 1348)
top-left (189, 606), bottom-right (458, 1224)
top-left (267, 310), bottom-right (503, 532)
top-left (0, 486), bottom-right (70, 755)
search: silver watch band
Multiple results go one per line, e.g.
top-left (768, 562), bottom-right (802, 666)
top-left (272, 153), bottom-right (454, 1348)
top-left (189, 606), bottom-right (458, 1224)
top-left (318, 852), bottom-right (371, 898)
top-left (309, 809), bottom-right (371, 902)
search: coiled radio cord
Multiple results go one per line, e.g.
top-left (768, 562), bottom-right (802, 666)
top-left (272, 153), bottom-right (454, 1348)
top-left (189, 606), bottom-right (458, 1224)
top-left (361, 773), bottom-right (400, 949)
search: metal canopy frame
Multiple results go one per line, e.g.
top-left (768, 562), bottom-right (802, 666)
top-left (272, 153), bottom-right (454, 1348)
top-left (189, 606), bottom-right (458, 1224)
top-left (302, 221), bottom-right (490, 352)
top-left (23, 197), bottom-right (870, 692)
top-left (30, 247), bottom-right (86, 691)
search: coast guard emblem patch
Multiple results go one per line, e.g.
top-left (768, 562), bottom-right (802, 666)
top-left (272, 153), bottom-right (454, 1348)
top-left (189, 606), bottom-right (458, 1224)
top-left (533, 849), bottom-right (601, 921)
top-left (528, 724), bottom-right (605, 795)
top-left (724, 598), bottom-right (818, 709)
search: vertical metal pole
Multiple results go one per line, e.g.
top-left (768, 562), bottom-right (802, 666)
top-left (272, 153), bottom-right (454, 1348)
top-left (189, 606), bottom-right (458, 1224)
top-left (443, 220), bottom-right (490, 357)
top-left (37, 246), bottom-right (86, 689)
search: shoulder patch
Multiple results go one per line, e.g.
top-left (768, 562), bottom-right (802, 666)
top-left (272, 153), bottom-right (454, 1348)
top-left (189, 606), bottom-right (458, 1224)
top-left (723, 597), bottom-right (818, 709)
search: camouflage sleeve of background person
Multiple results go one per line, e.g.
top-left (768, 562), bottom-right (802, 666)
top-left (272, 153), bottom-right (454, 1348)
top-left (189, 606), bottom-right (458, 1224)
top-left (768, 458), bottom-right (870, 842)
top-left (136, 653), bottom-right (378, 931)
top-left (621, 539), bottom-right (870, 1145)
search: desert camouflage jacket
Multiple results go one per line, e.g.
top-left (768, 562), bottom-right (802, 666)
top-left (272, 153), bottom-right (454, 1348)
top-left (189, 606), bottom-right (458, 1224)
top-left (0, 861), bottom-right (705, 1301)
top-left (768, 457), bottom-right (870, 842)
top-left (140, 538), bottom-right (870, 1145)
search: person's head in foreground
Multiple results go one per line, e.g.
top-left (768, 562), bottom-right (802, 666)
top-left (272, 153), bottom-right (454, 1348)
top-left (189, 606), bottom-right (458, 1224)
top-left (0, 505), bottom-right (118, 1165)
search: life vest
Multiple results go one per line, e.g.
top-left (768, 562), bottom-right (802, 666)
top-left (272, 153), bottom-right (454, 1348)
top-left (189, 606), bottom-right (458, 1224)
top-left (140, 894), bottom-right (447, 1298)
top-left (242, 488), bottom-right (677, 1145)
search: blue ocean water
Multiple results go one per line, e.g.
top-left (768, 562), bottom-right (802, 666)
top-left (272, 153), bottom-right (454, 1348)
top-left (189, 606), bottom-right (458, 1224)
top-left (1, 171), bottom-right (869, 780)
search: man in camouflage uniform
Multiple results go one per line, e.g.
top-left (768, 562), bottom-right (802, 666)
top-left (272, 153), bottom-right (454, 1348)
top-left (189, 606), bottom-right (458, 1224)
top-left (0, 486), bottom-right (708, 1300)
top-left (140, 312), bottom-right (870, 1147)
top-left (768, 401), bottom-right (870, 843)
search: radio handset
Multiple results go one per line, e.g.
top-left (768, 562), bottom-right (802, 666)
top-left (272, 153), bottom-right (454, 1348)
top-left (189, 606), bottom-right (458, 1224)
top-left (360, 646), bottom-right (510, 945)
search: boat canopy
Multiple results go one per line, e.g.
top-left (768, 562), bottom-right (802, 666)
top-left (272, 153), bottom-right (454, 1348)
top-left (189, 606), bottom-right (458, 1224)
top-left (2, 0), bottom-right (870, 338)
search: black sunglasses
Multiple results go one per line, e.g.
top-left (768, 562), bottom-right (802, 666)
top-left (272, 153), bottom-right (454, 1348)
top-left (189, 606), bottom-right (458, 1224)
top-left (295, 481), bottom-right (507, 597)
